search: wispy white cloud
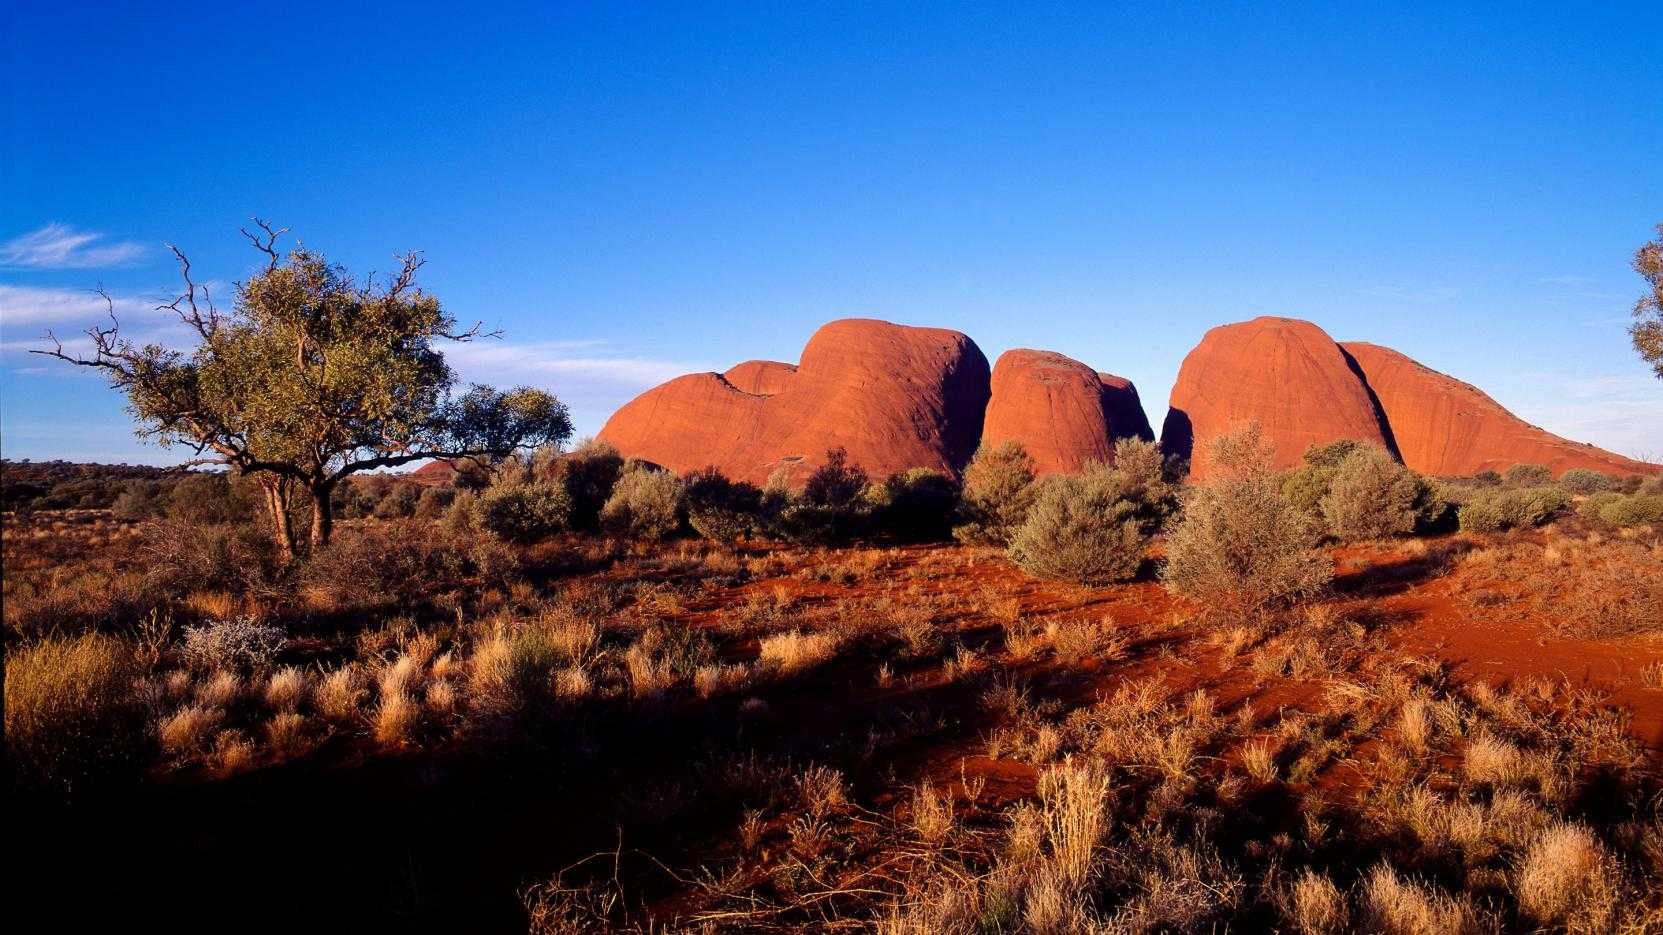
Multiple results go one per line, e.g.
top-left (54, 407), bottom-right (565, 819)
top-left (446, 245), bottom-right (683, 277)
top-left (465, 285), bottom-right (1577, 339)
top-left (0, 223), bottom-right (147, 269)
top-left (0, 283), bottom-right (164, 329)
top-left (444, 339), bottom-right (702, 388)
top-left (1515, 370), bottom-right (1663, 461)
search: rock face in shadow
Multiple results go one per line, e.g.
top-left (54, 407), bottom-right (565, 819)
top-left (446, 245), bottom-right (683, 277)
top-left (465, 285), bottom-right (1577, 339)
top-left (1161, 317), bottom-right (1393, 479)
top-left (598, 318), bottom-right (991, 485)
top-left (981, 349), bottom-right (1154, 474)
top-left (1340, 342), bottom-right (1655, 478)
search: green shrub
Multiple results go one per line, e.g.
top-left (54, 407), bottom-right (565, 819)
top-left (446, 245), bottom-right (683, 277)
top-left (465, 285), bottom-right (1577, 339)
top-left (372, 482), bottom-right (421, 519)
top-left (1162, 425), bottom-right (1332, 615)
top-left (1456, 487), bottom-right (1568, 532)
top-left (1599, 494), bottom-right (1663, 527)
top-left (774, 449), bottom-right (873, 545)
top-left (1302, 439), bottom-right (1365, 469)
top-left (538, 439), bottom-right (625, 532)
top-left (302, 520), bottom-right (499, 608)
top-left (1457, 497), bottom-right (1506, 533)
top-left (1557, 468), bottom-right (1612, 495)
top-left (952, 441), bottom-right (1038, 546)
top-left (1281, 464), bottom-right (1335, 518)
top-left (442, 488), bottom-right (478, 535)
top-left (5, 633), bottom-right (146, 797)
top-left (1503, 487), bottom-right (1570, 527)
top-left (683, 468), bottom-right (764, 544)
top-left (871, 468), bottom-right (959, 542)
top-left (413, 486), bottom-right (454, 519)
top-left (1007, 455), bottom-right (1170, 585)
top-left (1319, 446), bottom-right (1429, 540)
top-left (167, 473), bottom-right (255, 525)
top-left (1579, 491), bottom-right (1624, 523)
top-left (600, 467), bottom-right (683, 540)
top-left (473, 482), bottom-right (573, 543)
top-left (1471, 470), bottom-right (1502, 487)
top-left (1504, 463), bottom-right (1552, 487)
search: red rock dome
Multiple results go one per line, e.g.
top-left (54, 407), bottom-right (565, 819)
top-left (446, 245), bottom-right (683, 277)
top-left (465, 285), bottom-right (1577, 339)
top-left (598, 318), bottom-right (990, 485)
top-left (1161, 317), bottom-right (1392, 479)
top-left (1340, 342), bottom-right (1655, 478)
top-left (981, 349), bottom-right (1153, 474)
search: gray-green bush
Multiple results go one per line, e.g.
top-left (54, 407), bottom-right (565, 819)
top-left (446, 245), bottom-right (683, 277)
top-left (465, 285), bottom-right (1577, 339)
top-left (1007, 443), bottom-right (1173, 585)
top-left (1163, 425), bottom-right (1333, 615)
top-left (599, 467), bottom-right (683, 540)
top-left (952, 441), bottom-right (1037, 546)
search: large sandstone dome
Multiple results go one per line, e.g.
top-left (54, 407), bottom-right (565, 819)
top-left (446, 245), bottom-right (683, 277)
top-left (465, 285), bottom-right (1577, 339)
top-left (598, 318), bottom-right (991, 485)
top-left (1340, 342), bottom-right (1654, 478)
top-left (1161, 317), bottom-right (1393, 479)
top-left (981, 349), bottom-right (1153, 475)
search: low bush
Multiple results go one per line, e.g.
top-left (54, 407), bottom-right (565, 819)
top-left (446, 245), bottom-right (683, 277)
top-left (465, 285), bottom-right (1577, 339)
top-left (1504, 463), bottom-right (1552, 487)
top-left (301, 521), bottom-right (508, 609)
top-left (1597, 493), bottom-right (1663, 527)
top-left (473, 482), bottom-right (573, 543)
top-left (870, 468), bottom-right (959, 542)
top-left (5, 632), bottom-right (146, 797)
top-left (952, 441), bottom-right (1037, 546)
top-left (1163, 425), bottom-right (1333, 615)
top-left (1557, 468), bottom-right (1612, 495)
top-left (181, 616), bottom-right (287, 672)
top-left (537, 439), bottom-right (625, 532)
top-left (413, 486), bottom-right (454, 519)
top-left (683, 468), bottom-right (764, 544)
top-left (1455, 486), bottom-right (1570, 533)
top-left (1319, 445), bottom-right (1436, 540)
top-left (773, 449), bottom-right (872, 545)
top-left (599, 467), bottom-right (683, 540)
top-left (1008, 466), bottom-right (1150, 585)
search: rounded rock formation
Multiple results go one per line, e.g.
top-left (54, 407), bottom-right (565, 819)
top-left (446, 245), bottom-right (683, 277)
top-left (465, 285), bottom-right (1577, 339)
top-left (981, 349), bottom-right (1154, 474)
top-left (722, 360), bottom-right (796, 396)
top-left (1340, 342), bottom-right (1655, 478)
top-left (1162, 317), bottom-right (1392, 479)
top-left (599, 318), bottom-right (991, 485)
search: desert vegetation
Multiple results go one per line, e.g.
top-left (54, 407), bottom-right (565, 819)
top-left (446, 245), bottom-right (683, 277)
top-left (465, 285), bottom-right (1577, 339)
top-left (5, 421), bottom-right (1661, 932)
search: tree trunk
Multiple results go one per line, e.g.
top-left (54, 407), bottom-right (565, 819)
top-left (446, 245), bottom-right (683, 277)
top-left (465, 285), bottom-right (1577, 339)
top-left (261, 477), bottom-right (297, 563)
top-left (309, 482), bottom-right (335, 551)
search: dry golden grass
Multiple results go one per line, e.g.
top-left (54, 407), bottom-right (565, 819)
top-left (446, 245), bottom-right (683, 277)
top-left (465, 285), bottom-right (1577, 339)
top-left (373, 692), bottom-right (420, 745)
top-left (758, 630), bottom-right (841, 673)
top-left (909, 780), bottom-right (955, 846)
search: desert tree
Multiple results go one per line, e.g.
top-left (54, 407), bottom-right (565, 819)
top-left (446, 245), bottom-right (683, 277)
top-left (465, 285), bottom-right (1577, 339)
top-left (1633, 222), bottom-right (1663, 378)
top-left (34, 221), bottom-right (573, 560)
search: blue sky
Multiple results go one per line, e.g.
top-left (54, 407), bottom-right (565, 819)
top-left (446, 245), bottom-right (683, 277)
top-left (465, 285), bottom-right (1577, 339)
top-left (3, 1), bottom-right (1660, 464)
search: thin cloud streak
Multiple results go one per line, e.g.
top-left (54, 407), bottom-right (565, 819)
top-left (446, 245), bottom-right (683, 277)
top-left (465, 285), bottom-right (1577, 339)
top-left (0, 223), bottom-right (147, 269)
top-left (444, 340), bottom-right (704, 388)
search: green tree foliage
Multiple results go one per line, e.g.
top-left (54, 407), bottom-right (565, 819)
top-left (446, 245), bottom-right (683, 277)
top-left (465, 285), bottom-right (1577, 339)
top-left (1633, 222), bottom-right (1663, 378)
top-left (34, 222), bottom-right (571, 559)
top-left (1504, 464), bottom-right (1553, 487)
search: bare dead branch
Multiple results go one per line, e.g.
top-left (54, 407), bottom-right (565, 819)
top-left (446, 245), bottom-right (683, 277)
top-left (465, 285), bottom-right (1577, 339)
top-left (239, 217), bottom-right (290, 271)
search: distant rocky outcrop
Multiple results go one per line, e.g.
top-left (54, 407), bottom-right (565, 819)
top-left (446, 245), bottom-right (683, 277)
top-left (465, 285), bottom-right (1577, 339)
top-left (1340, 342), bottom-right (1655, 478)
top-left (981, 349), bottom-right (1153, 475)
top-left (601, 314), bottom-right (1652, 489)
top-left (598, 318), bottom-right (991, 485)
top-left (1161, 317), bottom-right (1394, 479)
